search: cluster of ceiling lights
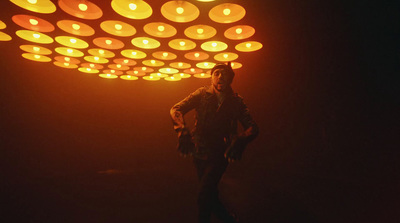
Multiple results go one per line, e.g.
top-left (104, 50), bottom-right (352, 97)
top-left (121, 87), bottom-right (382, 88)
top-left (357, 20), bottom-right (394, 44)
top-left (1, 0), bottom-right (263, 81)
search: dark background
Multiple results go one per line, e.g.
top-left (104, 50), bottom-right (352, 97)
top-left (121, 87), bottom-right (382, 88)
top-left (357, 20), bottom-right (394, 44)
top-left (1, 0), bottom-right (398, 222)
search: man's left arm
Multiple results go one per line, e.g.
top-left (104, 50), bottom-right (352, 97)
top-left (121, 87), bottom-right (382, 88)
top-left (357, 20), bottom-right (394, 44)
top-left (225, 97), bottom-right (259, 161)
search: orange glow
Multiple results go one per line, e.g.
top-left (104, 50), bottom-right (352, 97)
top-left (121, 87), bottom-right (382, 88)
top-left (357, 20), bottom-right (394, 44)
top-left (236, 28), bottom-right (242, 34)
top-left (158, 25), bottom-right (165, 32)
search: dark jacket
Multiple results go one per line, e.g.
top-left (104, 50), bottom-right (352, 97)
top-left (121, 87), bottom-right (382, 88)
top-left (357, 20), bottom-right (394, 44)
top-left (170, 86), bottom-right (258, 159)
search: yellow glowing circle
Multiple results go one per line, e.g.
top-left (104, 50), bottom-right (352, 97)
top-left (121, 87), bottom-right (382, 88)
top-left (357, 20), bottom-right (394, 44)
top-left (72, 24), bottom-right (80, 30)
top-left (10, 0), bottom-right (56, 14)
top-left (235, 41), bottom-right (263, 52)
top-left (121, 49), bottom-right (147, 59)
top-left (159, 67), bottom-right (179, 74)
top-left (100, 20), bottom-right (136, 37)
top-left (230, 62), bottom-right (243, 69)
top-left (143, 22), bottom-right (177, 38)
top-left (111, 0), bottom-right (153, 20)
top-left (214, 52), bottom-right (239, 62)
top-left (161, 1), bottom-right (200, 23)
top-left (54, 61), bottom-right (78, 69)
top-left (108, 64), bottom-right (129, 71)
top-left (78, 3), bottom-right (88, 11)
top-left (84, 56), bottom-right (109, 64)
top-left (143, 59), bottom-right (165, 67)
top-left (88, 48), bottom-right (115, 58)
top-left (150, 72), bottom-right (168, 78)
top-left (57, 20), bottom-right (95, 36)
top-left (0, 21), bottom-right (6, 30)
top-left (99, 73), bottom-right (118, 79)
top-left (22, 53), bottom-right (51, 62)
top-left (236, 28), bottom-right (242, 34)
top-left (105, 40), bottom-right (113, 45)
top-left (223, 8), bottom-right (231, 16)
top-left (209, 3), bottom-right (246, 23)
top-left (152, 51), bottom-right (177, 60)
top-left (16, 30), bottom-right (53, 44)
top-left (120, 75), bottom-right (138, 80)
top-left (131, 37), bottom-right (160, 49)
top-left (55, 36), bottom-right (89, 49)
top-left (29, 19), bottom-right (38, 25)
top-left (195, 53), bottom-right (200, 57)
top-left (165, 76), bottom-right (181, 81)
top-left (58, 0), bottom-right (103, 19)
top-left (55, 47), bottom-right (84, 57)
top-left (196, 62), bottom-right (216, 69)
top-left (176, 7), bottom-right (184, 14)
top-left (194, 73), bottom-right (211, 78)
top-left (170, 62), bottom-right (191, 69)
top-left (201, 41), bottom-right (228, 52)
top-left (20, 45), bottom-right (52, 55)
top-left (143, 76), bottom-right (160, 81)
top-left (173, 73), bottom-right (191, 78)
top-left (168, 39), bottom-right (196, 51)
top-left (78, 67), bottom-right (99, 73)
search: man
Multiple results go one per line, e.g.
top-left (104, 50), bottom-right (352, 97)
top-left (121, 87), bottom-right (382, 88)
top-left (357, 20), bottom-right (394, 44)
top-left (170, 62), bottom-right (258, 223)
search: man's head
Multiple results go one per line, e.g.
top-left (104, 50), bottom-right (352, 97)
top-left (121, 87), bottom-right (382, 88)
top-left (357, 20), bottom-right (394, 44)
top-left (210, 62), bottom-right (235, 92)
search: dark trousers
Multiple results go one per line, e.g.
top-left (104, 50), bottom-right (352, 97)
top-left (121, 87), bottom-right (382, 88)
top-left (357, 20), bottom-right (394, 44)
top-left (194, 156), bottom-right (237, 223)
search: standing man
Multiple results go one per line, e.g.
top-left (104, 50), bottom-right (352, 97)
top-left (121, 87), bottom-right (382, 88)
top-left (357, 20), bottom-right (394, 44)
top-left (170, 62), bottom-right (258, 223)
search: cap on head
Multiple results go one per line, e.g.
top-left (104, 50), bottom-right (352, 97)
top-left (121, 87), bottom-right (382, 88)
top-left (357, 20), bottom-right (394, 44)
top-left (211, 62), bottom-right (235, 81)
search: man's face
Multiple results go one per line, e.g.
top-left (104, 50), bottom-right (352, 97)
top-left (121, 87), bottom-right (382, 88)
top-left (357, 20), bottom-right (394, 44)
top-left (211, 68), bottom-right (232, 92)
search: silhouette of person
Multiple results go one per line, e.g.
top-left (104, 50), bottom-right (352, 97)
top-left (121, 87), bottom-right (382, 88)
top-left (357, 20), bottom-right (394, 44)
top-left (170, 62), bottom-right (258, 223)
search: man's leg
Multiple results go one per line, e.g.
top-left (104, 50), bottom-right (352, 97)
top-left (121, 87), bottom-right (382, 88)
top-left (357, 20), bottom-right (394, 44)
top-left (194, 157), bottom-right (236, 223)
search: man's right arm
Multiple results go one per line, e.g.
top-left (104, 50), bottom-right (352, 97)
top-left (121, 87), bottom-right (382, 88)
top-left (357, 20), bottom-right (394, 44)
top-left (170, 88), bottom-right (203, 133)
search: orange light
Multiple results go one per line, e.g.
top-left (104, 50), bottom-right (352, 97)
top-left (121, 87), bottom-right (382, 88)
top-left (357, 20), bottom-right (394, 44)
top-left (87, 68), bottom-right (91, 71)
top-left (178, 62), bottom-right (183, 67)
top-left (116, 64), bottom-right (121, 68)
top-left (105, 39), bottom-right (112, 45)
top-left (197, 28), bottom-right (204, 34)
top-left (34, 55), bottom-right (40, 59)
top-left (235, 28), bottom-right (243, 34)
top-left (33, 47), bottom-right (40, 52)
top-left (70, 38), bottom-right (77, 43)
top-left (115, 24), bottom-right (122, 30)
top-left (158, 25), bottom-right (165, 32)
top-left (151, 60), bottom-right (156, 64)
top-left (194, 53), bottom-right (200, 57)
top-left (67, 49), bottom-right (73, 53)
top-left (78, 3), bottom-right (88, 11)
top-left (72, 24), bottom-right (80, 30)
top-left (99, 49), bottom-right (104, 54)
top-left (176, 7), bottom-right (184, 14)
top-left (163, 52), bottom-right (168, 57)
top-left (65, 57), bottom-right (70, 61)
top-left (33, 33), bottom-right (40, 38)
top-left (142, 67), bottom-right (147, 71)
top-left (64, 62), bottom-right (69, 66)
top-left (28, 0), bottom-right (37, 4)
top-left (223, 54), bottom-right (228, 58)
top-left (94, 56), bottom-right (99, 61)
top-left (129, 3), bottom-right (137, 10)
top-left (246, 43), bottom-right (252, 48)
top-left (211, 42), bottom-right (217, 47)
top-left (143, 39), bottom-right (149, 44)
top-left (179, 41), bottom-right (185, 46)
top-left (29, 19), bottom-right (38, 25)
top-left (90, 64), bottom-right (94, 68)
top-left (223, 8), bottom-right (231, 15)
top-left (131, 51), bottom-right (137, 55)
